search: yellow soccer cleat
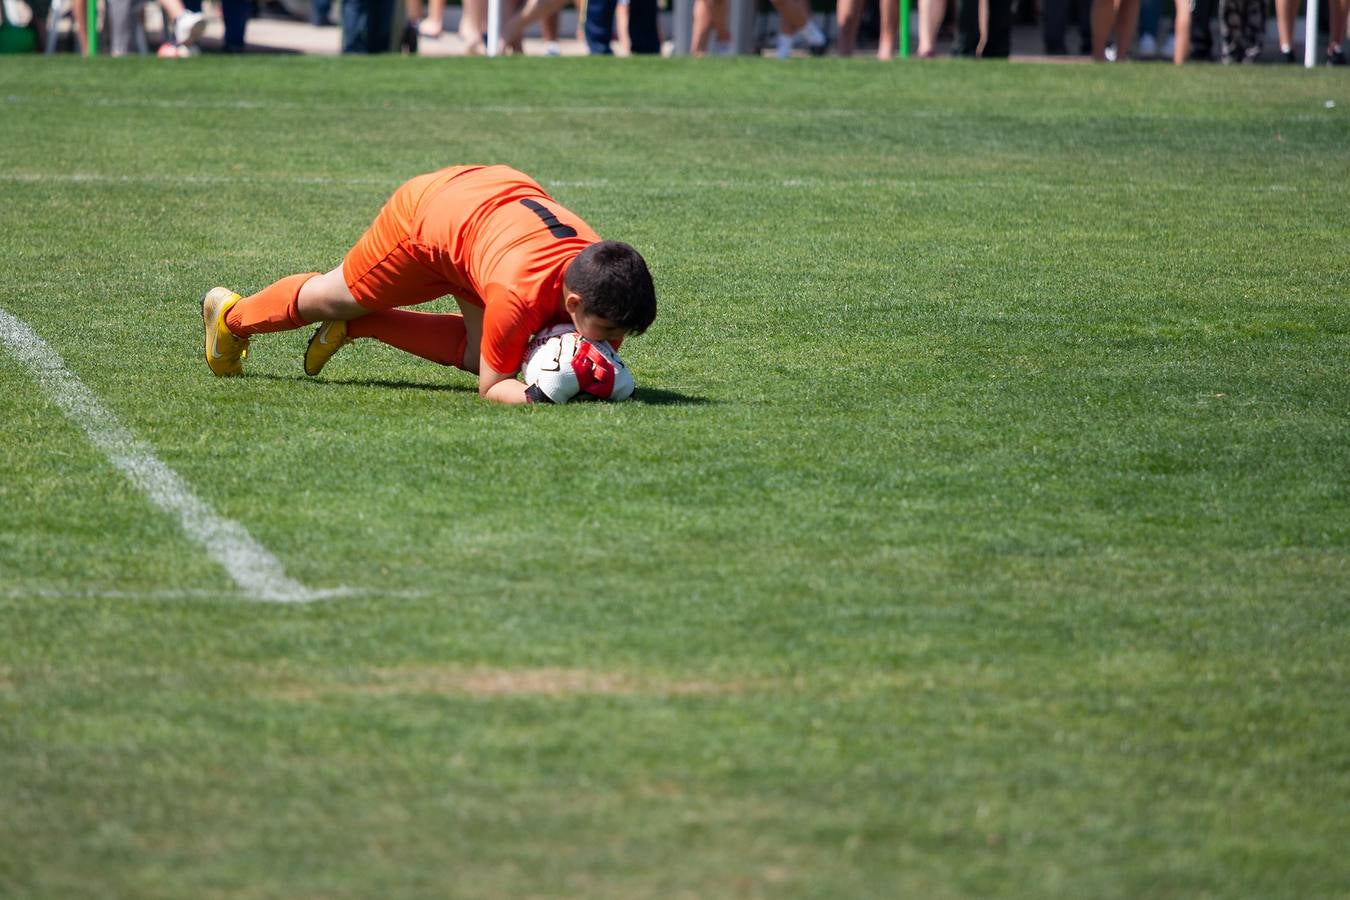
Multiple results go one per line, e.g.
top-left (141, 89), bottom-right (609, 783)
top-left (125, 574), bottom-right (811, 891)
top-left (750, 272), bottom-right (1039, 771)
top-left (304, 320), bottom-right (350, 376)
top-left (201, 287), bottom-right (248, 377)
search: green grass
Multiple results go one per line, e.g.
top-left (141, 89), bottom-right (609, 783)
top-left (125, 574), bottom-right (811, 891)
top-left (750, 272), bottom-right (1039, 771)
top-left (1, 57), bottom-right (1348, 898)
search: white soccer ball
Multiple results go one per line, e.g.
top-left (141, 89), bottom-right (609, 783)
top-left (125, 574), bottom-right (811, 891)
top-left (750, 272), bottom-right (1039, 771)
top-left (520, 324), bottom-right (635, 404)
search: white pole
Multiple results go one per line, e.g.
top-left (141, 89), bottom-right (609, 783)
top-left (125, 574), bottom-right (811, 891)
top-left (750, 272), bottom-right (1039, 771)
top-left (487, 0), bottom-right (501, 56)
top-left (1304, 1), bottom-right (1319, 67)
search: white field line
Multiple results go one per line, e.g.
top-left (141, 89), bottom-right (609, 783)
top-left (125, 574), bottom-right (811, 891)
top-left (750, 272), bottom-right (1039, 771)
top-left (0, 587), bottom-right (424, 601)
top-left (0, 171), bottom-right (908, 191)
top-left (0, 172), bottom-right (393, 187)
top-left (0, 172), bottom-right (1238, 196)
top-left (0, 307), bottom-right (339, 603)
top-left (0, 95), bottom-right (874, 117)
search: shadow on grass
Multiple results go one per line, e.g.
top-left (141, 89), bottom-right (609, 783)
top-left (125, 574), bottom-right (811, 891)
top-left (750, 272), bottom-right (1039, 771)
top-left (630, 387), bottom-right (713, 406)
top-left (244, 372), bottom-right (474, 394)
top-left (243, 373), bottom-right (709, 404)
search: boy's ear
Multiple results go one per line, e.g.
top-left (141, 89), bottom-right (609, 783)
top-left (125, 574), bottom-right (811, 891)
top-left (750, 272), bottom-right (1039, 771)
top-left (564, 291), bottom-right (584, 315)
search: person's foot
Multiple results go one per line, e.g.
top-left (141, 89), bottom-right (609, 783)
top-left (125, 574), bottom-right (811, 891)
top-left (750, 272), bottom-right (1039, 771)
top-left (1328, 44), bottom-right (1347, 65)
top-left (303, 320), bottom-right (350, 377)
top-left (402, 20), bottom-right (419, 52)
top-left (1136, 32), bottom-right (1157, 57)
top-left (1280, 46), bottom-right (1296, 62)
top-left (417, 19), bottom-right (443, 37)
top-left (776, 19), bottom-right (826, 57)
top-left (460, 28), bottom-right (485, 54)
top-left (801, 18), bottom-right (828, 55)
top-left (174, 10), bottom-right (205, 46)
top-left (201, 288), bottom-right (248, 377)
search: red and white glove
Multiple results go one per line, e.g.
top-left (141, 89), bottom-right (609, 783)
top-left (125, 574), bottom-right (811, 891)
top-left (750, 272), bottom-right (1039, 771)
top-left (569, 341), bottom-right (617, 401)
top-left (571, 339), bottom-right (635, 402)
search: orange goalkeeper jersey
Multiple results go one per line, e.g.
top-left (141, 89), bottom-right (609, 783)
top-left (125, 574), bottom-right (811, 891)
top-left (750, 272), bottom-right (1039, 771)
top-left (342, 164), bottom-right (601, 375)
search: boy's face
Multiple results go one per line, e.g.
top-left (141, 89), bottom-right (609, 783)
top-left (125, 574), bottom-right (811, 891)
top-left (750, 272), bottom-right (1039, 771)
top-left (565, 292), bottom-right (628, 344)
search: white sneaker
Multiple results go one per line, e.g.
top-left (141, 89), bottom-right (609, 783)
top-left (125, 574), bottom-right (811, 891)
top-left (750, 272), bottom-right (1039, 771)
top-left (800, 18), bottom-right (826, 49)
top-left (175, 10), bottom-right (205, 46)
top-left (1137, 32), bottom-right (1157, 57)
top-left (777, 19), bottom-right (826, 57)
top-left (1104, 41), bottom-right (1117, 61)
top-left (543, 40), bottom-right (560, 56)
top-left (1162, 33), bottom-right (1175, 57)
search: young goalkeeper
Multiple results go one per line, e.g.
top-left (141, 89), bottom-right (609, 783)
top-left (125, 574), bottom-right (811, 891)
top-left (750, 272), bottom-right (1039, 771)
top-left (200, 164), bottom-right (656, 405)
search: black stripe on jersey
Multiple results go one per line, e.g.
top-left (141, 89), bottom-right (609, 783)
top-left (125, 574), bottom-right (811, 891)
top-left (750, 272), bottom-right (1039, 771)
top-left (519, 198), bottom-right (579, 239)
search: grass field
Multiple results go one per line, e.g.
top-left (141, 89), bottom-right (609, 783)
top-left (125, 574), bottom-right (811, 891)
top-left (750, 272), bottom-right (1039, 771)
top-left (1, 57), bottom-right (1348, 897)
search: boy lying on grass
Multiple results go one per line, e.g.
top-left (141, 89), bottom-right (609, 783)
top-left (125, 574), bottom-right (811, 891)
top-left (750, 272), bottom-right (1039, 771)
top-left (201, 164), bottom-right (656, 404)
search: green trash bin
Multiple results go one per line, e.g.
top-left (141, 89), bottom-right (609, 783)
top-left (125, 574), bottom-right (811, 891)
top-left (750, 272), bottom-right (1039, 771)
top-left (0, 20), bottom-right (39, 52)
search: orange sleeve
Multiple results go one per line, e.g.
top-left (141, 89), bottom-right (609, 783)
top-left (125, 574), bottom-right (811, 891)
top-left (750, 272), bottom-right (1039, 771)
top-left (480, 283), bottom-right (535, 375)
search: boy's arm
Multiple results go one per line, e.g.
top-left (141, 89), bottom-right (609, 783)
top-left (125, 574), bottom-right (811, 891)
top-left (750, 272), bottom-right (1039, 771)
top-left (479, 366), bottom-right (530, 404)
top-left (477, 285), bottom-right (538, 404)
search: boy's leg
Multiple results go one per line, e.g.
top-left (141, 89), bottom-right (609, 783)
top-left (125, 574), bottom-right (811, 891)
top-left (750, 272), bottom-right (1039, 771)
top-left (298, 268), bottom-right (371, 323)
top-left (350, 297), bottom-right (480, 370)
top-left (223, 266), bottom-right (367, 339)
top-left (224, 272), bottom-right (313, 337)
top-left (222, 168), bottom-right (478, 377)
top-left (204, 269), bottom-right (354, 378)
top-left (347, 309), bottom-right (469, 369)
top-left (310, 298), bottom-right (481, 376)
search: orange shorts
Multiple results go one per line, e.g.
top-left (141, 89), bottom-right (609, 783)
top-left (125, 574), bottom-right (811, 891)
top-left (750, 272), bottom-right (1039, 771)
top-left (341, 166), bottom-right (481, 312)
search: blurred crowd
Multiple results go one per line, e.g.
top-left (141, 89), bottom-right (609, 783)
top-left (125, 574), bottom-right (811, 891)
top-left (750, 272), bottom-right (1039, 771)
top-left (1, 0), bottom-right (1344, 63)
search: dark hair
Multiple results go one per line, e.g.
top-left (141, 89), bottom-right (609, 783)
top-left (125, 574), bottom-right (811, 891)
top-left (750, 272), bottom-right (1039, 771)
top-left (563, 241), bottom-right (657, 335)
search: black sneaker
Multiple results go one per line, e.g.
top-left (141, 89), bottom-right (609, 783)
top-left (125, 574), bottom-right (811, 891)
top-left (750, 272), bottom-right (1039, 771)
top-left (402, 20), bottom-right (419, 53)
top-left (1281, 48), bottom-right (1296, 62)
top-left (1329, 45), bottom-right (1347, 65)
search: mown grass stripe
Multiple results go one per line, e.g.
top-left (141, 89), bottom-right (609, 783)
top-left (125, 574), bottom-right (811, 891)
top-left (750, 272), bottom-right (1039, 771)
top-left (0, 307), bottom-right (335, 603)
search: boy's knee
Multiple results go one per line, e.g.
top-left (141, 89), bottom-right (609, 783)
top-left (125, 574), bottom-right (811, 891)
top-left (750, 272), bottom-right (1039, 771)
top-left (297, 270), bottom-right (365, 323)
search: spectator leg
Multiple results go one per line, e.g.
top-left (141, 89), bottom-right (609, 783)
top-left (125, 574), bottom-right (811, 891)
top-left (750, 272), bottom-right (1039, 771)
top-left (584, 0), bottom-right (615, 51)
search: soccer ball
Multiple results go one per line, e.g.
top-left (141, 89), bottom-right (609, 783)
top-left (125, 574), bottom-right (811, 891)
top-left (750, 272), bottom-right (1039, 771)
top-left (520, 324), bottom-right (635, 404)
